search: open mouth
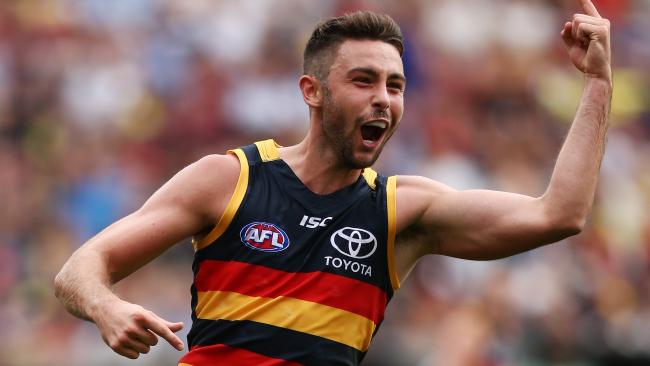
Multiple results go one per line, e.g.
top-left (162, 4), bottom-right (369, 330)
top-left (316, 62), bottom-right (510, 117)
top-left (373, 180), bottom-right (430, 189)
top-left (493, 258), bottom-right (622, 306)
top-left (361, 121), bottom-right (388, 143)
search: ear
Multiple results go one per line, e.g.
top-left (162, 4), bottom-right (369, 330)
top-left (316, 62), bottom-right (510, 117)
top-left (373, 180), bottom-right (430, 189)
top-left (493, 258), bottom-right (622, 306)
top-left (299, 75), bottom-right (323, 108)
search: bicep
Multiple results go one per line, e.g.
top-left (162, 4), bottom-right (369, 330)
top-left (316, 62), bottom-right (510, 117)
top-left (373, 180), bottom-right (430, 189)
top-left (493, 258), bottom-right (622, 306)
top-left (88, 203), bottom-right (201, 282)
top-left (425, 189), bottom-right (550, 259)
top-left (396, 176), bottom-right (558, 261)
top-left (78, 154), bottom-right (239, 282)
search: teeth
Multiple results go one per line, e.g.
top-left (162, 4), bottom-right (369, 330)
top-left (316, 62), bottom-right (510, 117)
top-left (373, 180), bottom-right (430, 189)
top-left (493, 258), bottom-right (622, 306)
top-left (366, 121), bottom-right (387, 129)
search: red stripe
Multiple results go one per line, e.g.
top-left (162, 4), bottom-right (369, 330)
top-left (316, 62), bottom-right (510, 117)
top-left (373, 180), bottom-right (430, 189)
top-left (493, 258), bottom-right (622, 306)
top-left (194, 260), bottom-right (387, 324)
top-left (179, 344), bottom-right (302, 366)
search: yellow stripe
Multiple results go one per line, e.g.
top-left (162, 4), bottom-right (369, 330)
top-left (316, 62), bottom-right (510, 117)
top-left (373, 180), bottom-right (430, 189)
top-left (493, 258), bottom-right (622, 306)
top-left (178, 364), bottom-right (192, 366)
top-left (362, 168), bottom-right (377, 190)
top-left (193, 149), bottom-right (249, 250)
top-left (196, 290), bottom-right (376, 351)
top-left (254, 139), bottom-right (281, 162)
top-left (386, 176), bottom-right (400, 290)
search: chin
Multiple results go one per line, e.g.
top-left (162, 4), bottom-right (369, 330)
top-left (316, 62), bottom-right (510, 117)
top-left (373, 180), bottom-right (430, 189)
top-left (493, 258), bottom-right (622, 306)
top-left (347, 154), bottom-right (379, 169)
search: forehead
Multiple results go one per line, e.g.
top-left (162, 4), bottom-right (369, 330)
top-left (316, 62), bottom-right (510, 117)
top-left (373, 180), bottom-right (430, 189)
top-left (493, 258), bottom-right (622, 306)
top-left (330, 39), bottom-right (404, 77)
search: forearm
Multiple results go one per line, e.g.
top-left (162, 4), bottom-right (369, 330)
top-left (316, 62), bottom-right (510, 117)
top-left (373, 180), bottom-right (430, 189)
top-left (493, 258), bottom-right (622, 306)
top-left (54, 248), bottom-right (121, 322)
top-left (543, 76), bottom-right (611, 227)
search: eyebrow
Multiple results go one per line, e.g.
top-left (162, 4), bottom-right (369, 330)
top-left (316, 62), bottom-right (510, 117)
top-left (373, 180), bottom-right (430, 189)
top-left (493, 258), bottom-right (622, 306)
top-left (347, 67), bottom-right (406, 84)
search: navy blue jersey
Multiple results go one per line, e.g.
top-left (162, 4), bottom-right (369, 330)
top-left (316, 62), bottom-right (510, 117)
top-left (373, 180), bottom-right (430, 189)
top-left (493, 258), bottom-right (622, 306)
top-left (179, 139), bottom-right (399, 366)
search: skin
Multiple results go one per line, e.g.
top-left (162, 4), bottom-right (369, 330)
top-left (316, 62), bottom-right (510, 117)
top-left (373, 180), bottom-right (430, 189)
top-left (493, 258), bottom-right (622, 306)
top-left (55, 0), bottom-right (612, 360)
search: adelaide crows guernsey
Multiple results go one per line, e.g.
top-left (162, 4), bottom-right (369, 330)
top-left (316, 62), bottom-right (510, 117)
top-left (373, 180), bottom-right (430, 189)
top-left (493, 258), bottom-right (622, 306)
top-left (178, 139), bottom-right (400, 366)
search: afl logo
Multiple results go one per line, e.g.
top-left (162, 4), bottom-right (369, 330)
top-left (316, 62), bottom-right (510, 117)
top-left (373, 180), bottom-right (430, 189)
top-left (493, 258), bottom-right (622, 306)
top-left (330, 227), bottom-right (377, 259)
top-left (240, 222), bottom-right (290, 252)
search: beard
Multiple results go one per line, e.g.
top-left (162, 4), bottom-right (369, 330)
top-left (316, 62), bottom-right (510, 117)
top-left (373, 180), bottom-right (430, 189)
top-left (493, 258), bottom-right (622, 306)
top-left (320, 87), bottom-right (391, 169)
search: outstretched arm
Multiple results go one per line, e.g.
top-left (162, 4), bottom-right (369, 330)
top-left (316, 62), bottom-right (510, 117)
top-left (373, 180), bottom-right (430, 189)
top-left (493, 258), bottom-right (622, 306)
top-left (54, 154), bottom-right (240, 359)
top-left (394, 0), bottom-right (611, 271)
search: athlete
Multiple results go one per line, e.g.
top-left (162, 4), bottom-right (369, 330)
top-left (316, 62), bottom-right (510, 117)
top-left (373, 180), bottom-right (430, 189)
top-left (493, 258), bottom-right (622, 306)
top-left (55, 1), bottom-right (612, 365)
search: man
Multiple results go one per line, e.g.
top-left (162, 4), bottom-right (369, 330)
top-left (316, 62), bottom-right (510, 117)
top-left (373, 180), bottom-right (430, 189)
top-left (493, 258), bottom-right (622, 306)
top-left (55, 1), bottom-right (612, 365)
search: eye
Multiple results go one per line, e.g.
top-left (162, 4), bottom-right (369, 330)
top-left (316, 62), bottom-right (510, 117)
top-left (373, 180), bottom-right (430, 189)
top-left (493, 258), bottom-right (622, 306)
top-left (353, 77), bottom-right (371, 85)
top-left (388, 83), bottom-right (404, 93)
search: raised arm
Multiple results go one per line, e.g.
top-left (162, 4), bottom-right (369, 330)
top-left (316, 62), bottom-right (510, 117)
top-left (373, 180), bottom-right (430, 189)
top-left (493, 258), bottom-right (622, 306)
top-left (54, 153), bottom-right (240, 359)
top-left (394, 0), bottom-right (611, 276)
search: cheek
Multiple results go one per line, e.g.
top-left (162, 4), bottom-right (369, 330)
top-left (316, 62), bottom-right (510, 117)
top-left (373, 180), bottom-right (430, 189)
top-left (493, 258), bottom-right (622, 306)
top-left (391, 97), bottom-right (404, 118)
top-left (333, 93), bottom-right (363, 119)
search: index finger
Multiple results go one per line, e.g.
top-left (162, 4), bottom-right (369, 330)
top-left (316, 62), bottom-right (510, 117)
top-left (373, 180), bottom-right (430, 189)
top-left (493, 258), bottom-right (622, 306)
top-left (579, 0), bottom-right (602, 18)
top-left (143, 315), bottom-right (184, 351)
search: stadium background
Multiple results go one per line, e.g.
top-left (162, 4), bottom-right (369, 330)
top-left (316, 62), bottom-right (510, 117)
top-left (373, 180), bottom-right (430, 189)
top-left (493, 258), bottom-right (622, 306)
top-left (1, 0), bottom-right (649, 365)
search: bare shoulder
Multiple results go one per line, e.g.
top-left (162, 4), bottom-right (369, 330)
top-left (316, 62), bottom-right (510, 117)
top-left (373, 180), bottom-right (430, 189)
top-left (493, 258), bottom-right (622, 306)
top-left (141, 153), bottom-right (241, 224)
top-left (394, 175), bottom-right (456, 233)
top-left (185, 153), bottom-right (241, 190)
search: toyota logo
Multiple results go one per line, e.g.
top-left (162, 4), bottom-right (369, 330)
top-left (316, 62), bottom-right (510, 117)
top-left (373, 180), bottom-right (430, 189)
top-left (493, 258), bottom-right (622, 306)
top-left (330, 227), bottom-right (377, 259)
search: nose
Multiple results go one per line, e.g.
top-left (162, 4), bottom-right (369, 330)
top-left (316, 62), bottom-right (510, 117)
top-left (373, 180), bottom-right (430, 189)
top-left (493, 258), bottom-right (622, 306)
top-left (371, 85), bottom-right (390, 111)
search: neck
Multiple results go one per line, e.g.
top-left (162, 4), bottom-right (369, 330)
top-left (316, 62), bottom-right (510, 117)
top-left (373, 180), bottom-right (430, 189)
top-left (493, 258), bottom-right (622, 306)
top-left (279, 131), bottom-right (363, 195)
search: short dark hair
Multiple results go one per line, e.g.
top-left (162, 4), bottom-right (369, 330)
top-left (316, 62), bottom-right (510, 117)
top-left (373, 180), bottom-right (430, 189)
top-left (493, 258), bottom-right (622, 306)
top-left (303, 11), bottom-right (403, 80)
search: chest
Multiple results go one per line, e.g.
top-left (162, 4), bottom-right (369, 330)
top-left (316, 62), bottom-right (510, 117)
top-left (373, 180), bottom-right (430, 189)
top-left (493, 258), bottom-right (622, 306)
top-left (199, 164), bottom-right (390, 289)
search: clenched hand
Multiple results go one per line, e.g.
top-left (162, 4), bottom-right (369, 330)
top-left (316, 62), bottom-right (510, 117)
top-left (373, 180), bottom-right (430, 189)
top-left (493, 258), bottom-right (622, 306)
top-left (561, 0), bottom-right (612, 82)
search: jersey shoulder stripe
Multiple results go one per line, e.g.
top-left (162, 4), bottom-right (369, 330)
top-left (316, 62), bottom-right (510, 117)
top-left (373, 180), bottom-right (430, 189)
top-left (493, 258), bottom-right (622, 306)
top-left (386, 175), bottom-right (399, 289)
top-left (193, 149), bottom-right (249, 250)
top-left (254, 139), bottom-right (281, 162)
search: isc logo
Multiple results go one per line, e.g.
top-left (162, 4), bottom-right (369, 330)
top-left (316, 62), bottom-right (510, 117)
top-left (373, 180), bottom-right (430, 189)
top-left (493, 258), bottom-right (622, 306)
top-left (240, 222), bottom-right (290, 252)
top-left (299, 215), bottom-right (332, 229)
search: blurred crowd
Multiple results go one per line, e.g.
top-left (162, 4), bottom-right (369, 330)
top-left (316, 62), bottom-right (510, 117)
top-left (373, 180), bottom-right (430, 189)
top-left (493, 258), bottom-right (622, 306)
top-left (1, 0), bottom-right (649, 365)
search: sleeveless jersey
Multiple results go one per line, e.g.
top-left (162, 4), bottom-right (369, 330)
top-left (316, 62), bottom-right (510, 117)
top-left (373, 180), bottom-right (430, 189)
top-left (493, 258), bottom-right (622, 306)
top-left (178, 139), bottom-right (400, 366)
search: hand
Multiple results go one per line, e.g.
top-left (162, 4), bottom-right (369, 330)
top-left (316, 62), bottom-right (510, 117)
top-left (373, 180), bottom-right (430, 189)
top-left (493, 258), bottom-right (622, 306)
top-left (561, 0), bottom-right (611, 82)
top-left (93, 299), bottom-right (185, 359)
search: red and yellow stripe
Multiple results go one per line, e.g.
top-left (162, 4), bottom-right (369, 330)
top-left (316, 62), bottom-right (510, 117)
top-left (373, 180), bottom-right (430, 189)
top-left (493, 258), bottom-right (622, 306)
top-left (194, 260), bottom-right (388, 351)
